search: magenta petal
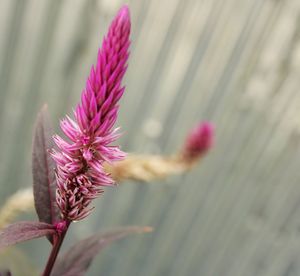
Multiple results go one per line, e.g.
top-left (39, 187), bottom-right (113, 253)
top-left (51, 5), bottom-right (130, 221)
top-left (183, 122), bottom-right (214, 160)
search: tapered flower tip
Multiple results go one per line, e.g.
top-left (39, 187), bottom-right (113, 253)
top-left (182, 121), bottom-right (214, 160)
top-left (117, 5), bottom-right (130, 24)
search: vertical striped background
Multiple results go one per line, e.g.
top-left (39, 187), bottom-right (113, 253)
top-left (1, 0), bottom-right (300, 275)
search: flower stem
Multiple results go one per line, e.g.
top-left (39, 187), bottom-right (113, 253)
top-left (42, 221), bottom-right (70, 276)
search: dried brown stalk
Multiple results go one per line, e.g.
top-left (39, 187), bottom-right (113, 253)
top-left (0, 153), bottom-right (202, 228)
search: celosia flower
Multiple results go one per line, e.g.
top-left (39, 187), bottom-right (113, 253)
top-left (182, 122), bottom-right (214, 161)
top-left (51, 5), bottom-right (130, 221)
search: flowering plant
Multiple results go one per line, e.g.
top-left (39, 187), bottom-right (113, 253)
top-left (0, 5), bottom-right (214, 276)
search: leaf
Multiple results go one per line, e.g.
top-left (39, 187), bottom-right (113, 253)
top-left (32, 105), bottom-right (60, 242)
top-left (0, 221), bottom-right (56, 251)
top-left (0, 270), bottom-right (12, 276)
top-left (52, 226), bottom-right (153, 276)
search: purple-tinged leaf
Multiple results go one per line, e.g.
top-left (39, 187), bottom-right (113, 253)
top-left (32, 105), bottom-right (60, 242)
top-left (0, 221), bottom-right (56, 250)
top-left (0, 270), bottom-right (12, 276)
top-left (52, 226), bottom-right (152, 276)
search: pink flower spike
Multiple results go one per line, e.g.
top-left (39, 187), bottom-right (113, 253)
top-left (52, 5), bottom-right (131, 221)
top-left (182, 121), bottom-right (214, 161)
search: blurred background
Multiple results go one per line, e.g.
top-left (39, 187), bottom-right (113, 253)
top-left (1, 0), bottom-right (300, 275)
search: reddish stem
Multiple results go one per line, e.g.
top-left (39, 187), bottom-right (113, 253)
top-left (42, 221), bottom-right (70, 276)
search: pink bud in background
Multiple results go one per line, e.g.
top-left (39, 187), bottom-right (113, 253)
top-left (182, 122), bottom-right (214, 161)
top-left (51, 5), bottom-right (131, 221)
